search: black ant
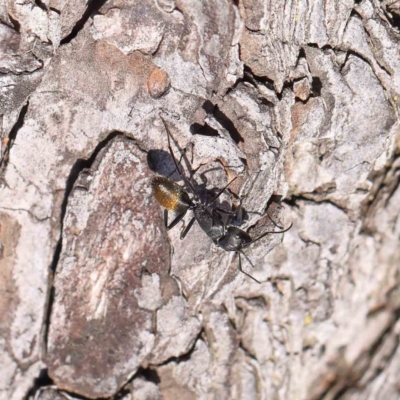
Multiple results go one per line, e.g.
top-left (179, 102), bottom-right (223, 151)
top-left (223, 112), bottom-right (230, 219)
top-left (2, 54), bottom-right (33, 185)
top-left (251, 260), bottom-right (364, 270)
top-left (151, 115), bottom-right (292, 283)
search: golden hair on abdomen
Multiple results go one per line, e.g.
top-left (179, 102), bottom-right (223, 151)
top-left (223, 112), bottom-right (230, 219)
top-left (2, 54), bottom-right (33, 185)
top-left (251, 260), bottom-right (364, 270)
top-left (151, 175), bottom-right (190, 213)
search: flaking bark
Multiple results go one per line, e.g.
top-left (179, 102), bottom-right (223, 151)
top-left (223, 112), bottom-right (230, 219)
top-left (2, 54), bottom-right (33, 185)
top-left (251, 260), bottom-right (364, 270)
top-left (0, 0), bottom-right (400, 399)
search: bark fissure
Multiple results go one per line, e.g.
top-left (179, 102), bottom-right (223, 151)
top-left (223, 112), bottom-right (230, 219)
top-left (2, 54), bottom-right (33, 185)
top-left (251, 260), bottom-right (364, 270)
top-left (60, 0), bottom-right (109, 45)
top-left (0, 100), bottom-right (29, 178)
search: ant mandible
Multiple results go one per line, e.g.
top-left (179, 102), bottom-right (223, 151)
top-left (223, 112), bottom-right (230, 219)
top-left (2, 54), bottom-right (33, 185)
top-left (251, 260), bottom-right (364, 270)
top-left (151, 115), bottom-right (292, 283)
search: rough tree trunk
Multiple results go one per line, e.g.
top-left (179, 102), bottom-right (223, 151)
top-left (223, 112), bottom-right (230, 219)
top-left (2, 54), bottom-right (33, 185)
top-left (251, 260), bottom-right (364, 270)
top-left (1, 0), bottom-right (400, 399)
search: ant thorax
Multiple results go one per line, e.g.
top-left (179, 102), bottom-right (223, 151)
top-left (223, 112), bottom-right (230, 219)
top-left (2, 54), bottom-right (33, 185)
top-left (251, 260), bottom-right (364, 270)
top-left (193, 204), bottom-right (225, 242)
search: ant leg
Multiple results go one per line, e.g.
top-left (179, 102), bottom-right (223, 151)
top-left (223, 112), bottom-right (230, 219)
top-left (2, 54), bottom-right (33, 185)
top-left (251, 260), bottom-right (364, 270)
top-left (213, 207), bottom-right (236, 216)
top-left (166, 210), bottom-right (187, 231)
top-left (180, 216), bottom-right (196, 239)
top-left (213, 187), bottom-right (246, 225)
top-left (248, 222), bottom-right (293, 245)
top-left (207, 176), bottom-right (238, 206)
top-left (213, 203), bottom-right (243, 227)
top-left (166, 143), bottom-right (200, 192)
top-left (230, 204), bottom-right (245, 226)
top-left (189, 164), bottom-right (202, 182)
top-left (160, 115), bottom-right (198, 196)
top-left (238, 251), bottom-right (261, 284)
top-left (164, 209), bottom-right (168, 228)
top-left (167, 151), bottom-right (185, 178)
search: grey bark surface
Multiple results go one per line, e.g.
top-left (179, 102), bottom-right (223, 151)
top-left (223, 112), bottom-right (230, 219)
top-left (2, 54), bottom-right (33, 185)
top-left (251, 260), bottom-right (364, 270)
top-left (0, 0), bottom-right (399, 399)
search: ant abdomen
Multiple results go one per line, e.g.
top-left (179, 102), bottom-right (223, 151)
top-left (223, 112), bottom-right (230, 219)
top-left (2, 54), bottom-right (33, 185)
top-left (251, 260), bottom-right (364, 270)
top-left (151, 175), bottom-right (192, 213)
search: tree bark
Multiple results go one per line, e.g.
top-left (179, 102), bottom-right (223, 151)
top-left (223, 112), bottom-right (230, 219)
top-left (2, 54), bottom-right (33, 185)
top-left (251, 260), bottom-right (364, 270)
top-left (1, 0), bottom-right (400, 399)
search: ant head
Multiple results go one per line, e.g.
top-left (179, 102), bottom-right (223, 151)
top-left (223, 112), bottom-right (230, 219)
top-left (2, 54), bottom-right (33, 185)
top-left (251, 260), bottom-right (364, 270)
top-left (229, 226), bottom-right (252, 246)
top-left (217, 226), bottom-right (252, 252)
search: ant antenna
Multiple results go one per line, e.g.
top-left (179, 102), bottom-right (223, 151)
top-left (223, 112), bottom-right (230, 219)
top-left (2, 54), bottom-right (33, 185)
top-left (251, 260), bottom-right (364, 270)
top-left (238, 251), bottom-right (261, 284)
top-left (247, 222), bottom-right (293, 246)
top-left (266, 209), bottom-right (284, 229)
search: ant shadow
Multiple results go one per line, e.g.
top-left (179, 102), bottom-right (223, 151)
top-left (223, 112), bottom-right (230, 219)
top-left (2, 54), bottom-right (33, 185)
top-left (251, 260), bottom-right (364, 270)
top-left (147, 149), bottom-right (176, 177)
